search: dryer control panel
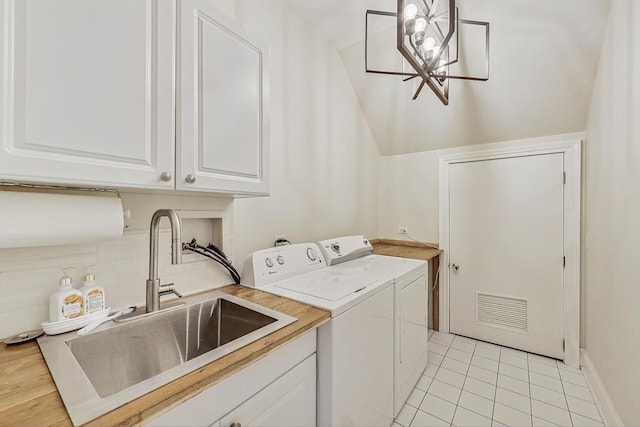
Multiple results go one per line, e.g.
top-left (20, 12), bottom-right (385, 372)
top-left (242, 243), bottom-right (325, 287)
top-left (317, 235), bottom-right (373, 266)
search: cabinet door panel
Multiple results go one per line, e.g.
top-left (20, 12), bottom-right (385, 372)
top-left (200, 17), bottom-right (260, 177)
top-left (178, 1), bottom-right (269, 194)
top-left (0, 0), bottom-right (174, 188)
top-left (220, 354), bottom-right (316, 427)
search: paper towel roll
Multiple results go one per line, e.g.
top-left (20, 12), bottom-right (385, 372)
top-left (0, 191), bottom-right (124, 249)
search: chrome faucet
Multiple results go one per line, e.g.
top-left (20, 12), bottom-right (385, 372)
top-left (146, 209), bottom-right (183, 313)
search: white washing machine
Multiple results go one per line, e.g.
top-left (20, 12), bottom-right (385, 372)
top-left (318, 236), bottom-right (430, 417)
top-left (242, 243), bottom-right (394, 427)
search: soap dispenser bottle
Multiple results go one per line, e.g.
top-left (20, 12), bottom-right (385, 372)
top-left (80, 274), bottom-right (105, 314)
top-left (49, 276), bottom-right (83, 322)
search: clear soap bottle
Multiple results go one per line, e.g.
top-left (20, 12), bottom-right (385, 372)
top-left (80, 274), bottom-right (106, 314)
top-left (49, 276), bottom-right (83, 322)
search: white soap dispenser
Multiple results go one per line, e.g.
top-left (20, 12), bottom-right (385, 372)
top-left (49, 276), bottom-right (83, 322)
top-left (80, 274), bottom-right (106, 314)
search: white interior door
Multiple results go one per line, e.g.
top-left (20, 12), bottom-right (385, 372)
top-left (449, 153), bottom-right (565, 359)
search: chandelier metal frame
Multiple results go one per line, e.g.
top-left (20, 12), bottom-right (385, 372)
top-left (365, 0), bottom-right (490, 104)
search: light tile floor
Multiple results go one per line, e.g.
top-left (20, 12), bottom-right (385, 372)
top-left (393, 330), bottom-right (604, 427)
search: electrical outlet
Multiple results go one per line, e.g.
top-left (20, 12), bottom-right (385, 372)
top-left (398, 226), bottom-right (408, 234)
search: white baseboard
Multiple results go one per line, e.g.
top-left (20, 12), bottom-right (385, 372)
top-left (580, 349), bottom-right (624, 426)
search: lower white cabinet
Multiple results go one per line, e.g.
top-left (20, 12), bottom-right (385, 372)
top-left (146, 330), bottom-right (316, 427)
top-left (218, 354), bottom-right (316, 427)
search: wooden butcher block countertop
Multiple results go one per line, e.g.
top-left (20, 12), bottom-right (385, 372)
top-left (370, 238), bottom-right (442, 261)
top-left (0, 285), bottom-right (330, 427)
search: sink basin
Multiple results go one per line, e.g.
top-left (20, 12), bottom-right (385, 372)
top-left (38, 291), bottom-right (296, 426)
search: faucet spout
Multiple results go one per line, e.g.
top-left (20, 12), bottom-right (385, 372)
top-left (146, 209), bottom-right (182, 313)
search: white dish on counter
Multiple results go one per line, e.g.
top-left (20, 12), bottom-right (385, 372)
top-left (41, 308), bottom-right (111, 335)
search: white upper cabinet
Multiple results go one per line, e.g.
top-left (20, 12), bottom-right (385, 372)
top-left (0, 0), bottom-right (175, 189)
top-left (177, 0), bottom-right (270, 195)
top-left (0, 0), bottom-right (269, 196)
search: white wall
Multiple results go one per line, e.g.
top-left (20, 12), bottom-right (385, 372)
top-left (378, 132), bottom-right (584, 243)
top-left (0, 0), bottom-right (380, 339)
top-left (583, 0), bottom-right (640, 424)
top-left (232, 0), bottom-right (380, 264)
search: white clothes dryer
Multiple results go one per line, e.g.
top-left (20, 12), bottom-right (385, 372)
top-left (242, 243), bottom-right (395, 427)
top-left (318, 236), bottom-right (430, 417)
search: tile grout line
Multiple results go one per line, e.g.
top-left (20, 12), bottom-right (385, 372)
top-left (406, 333), bottom-right (430, 427)
top-left (415, 333), bottom-right (450, 427)
top-left (558, 362), bottom-right (604, 427)
top-left (467, 340), bottom-right (498, 424)
top-left (492, 344), bottom-right (502, 425)
top-left (426, 334), bottom-right (457, 426)
top-left (442, 335), bottom-right (460, 426)
top-left (558, 360), bottom-right (575, 427)
top-left (457, 339), bottom-right (508, 423)
top-left (450, 337), bottom-right (477, 426)
top-left (444, 337), bottom-right (458, 426)
top-left (527, 354), bottom-right (533, 427)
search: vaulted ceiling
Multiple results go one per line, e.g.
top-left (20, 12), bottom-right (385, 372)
top-left (284, 0), bottom-right (611, 155)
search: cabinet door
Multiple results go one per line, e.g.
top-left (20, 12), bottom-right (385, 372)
top-left (219, 354), bottom-right (316, 427)
top-left (177, 1), bottom-right (270, 195)
top-left (0, 0), bottom-right (174, 189)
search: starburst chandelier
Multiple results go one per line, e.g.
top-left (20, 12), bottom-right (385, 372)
top-left (366, 0), bottom-right (490, 104)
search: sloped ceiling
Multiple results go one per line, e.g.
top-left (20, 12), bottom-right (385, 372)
top-left (285, 0), bottom-right (611, 155)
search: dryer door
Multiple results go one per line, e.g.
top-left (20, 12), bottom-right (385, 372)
top-left (395, 273), bottom-right (429, 416)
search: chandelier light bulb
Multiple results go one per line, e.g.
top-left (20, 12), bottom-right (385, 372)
top-left (424, 37), bottom-right (436, 50)
top-left (438, 59), bottom-right (447, 75)
top-left (414, 17), bottom-right (427, 33)
top-left (422, 46), bottom-right (434, 62)
top-left (403, 4), bottom-right (418, 20)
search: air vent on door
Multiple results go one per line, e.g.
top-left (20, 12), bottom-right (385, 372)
top-left (476, 292), bottom-right (529, 333)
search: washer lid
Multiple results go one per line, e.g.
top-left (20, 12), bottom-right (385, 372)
top-left (274, 270), bottom-right (376, 301)
top-left (329, 254), bottom-right (426, 282)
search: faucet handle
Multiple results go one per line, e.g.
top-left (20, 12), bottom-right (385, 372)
top-left (159, 283), bottom-right (183, 299)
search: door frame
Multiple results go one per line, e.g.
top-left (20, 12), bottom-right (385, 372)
top-left (438, 138), bottom-right (581, 366)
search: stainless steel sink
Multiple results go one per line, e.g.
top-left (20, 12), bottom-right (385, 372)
top-left (38, 291), bottom-right (296, 426)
